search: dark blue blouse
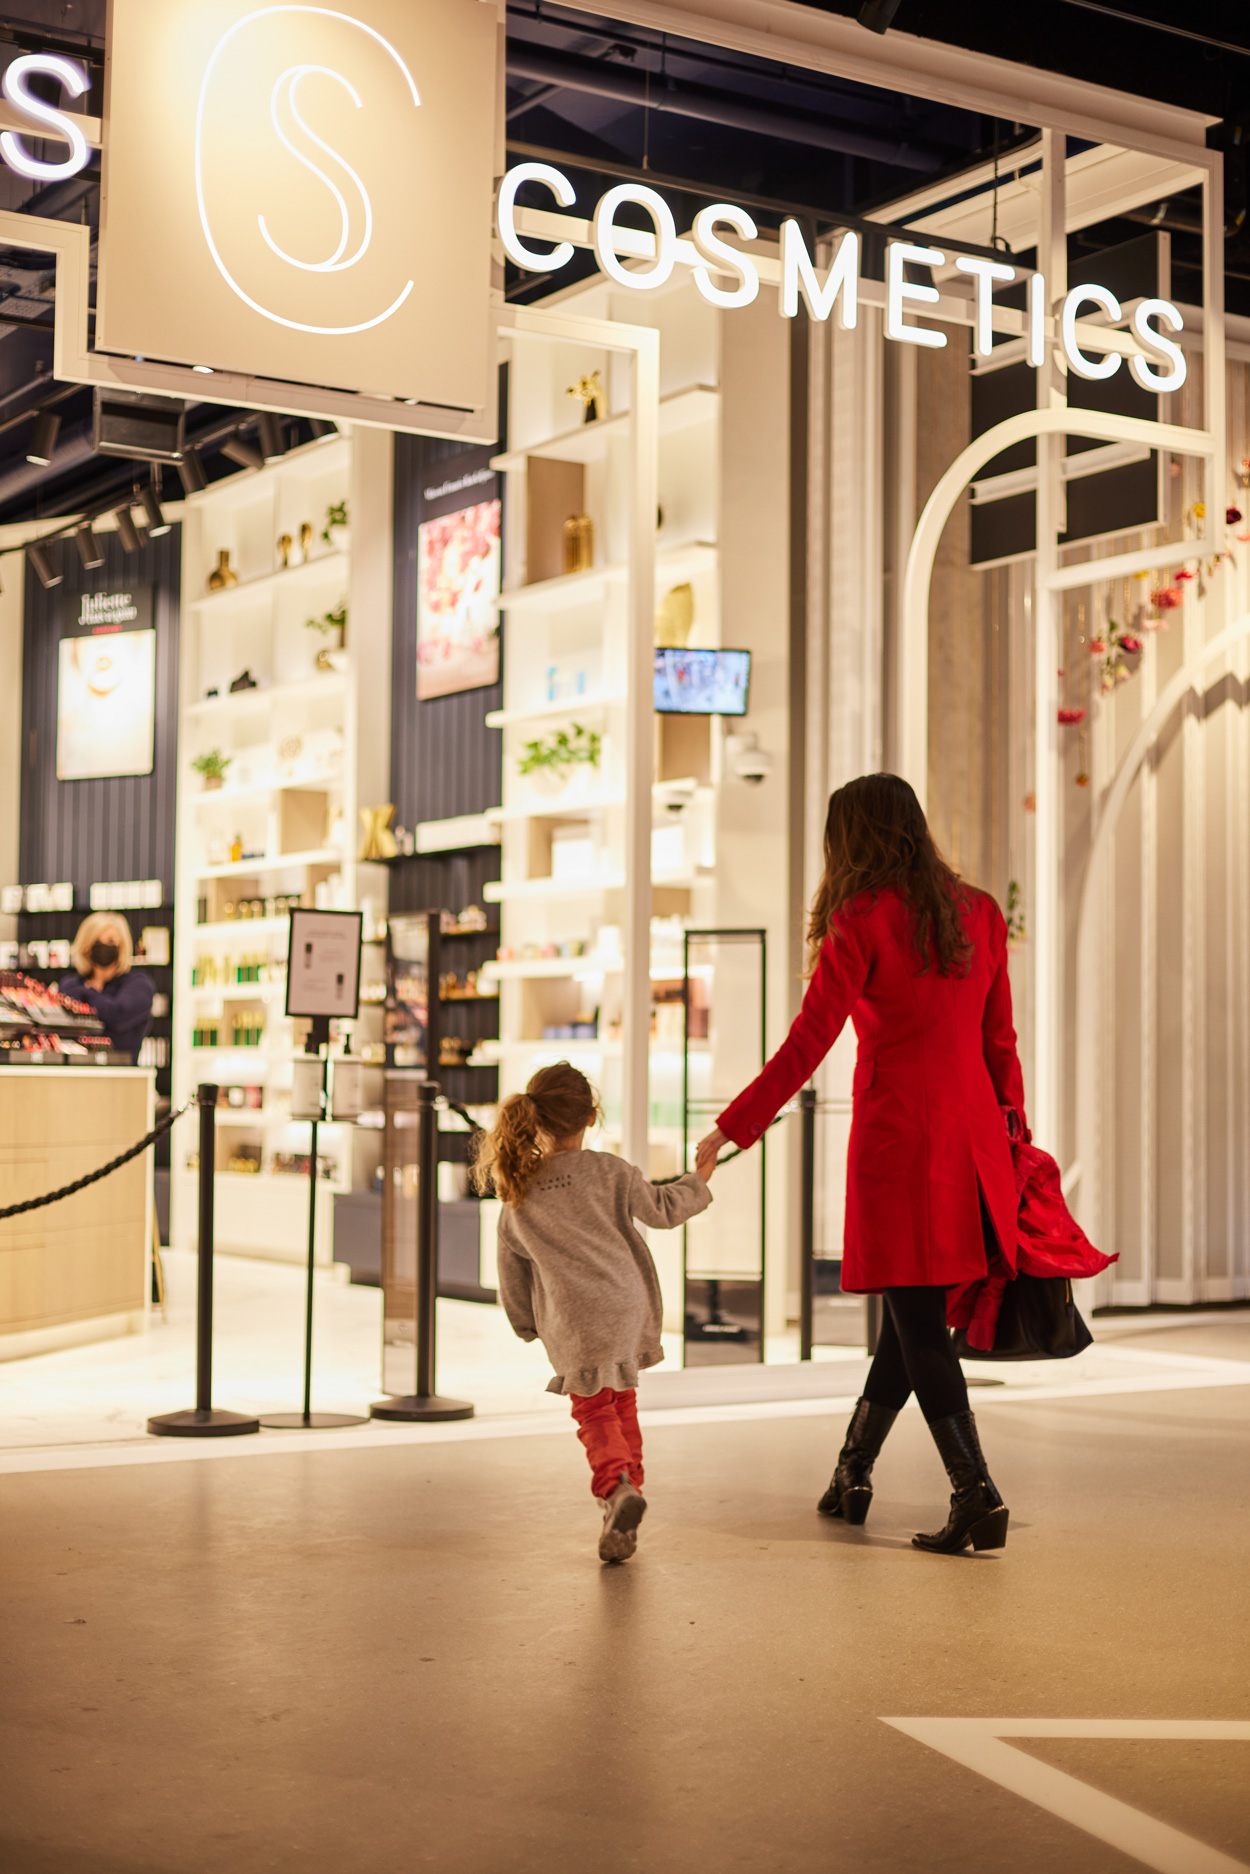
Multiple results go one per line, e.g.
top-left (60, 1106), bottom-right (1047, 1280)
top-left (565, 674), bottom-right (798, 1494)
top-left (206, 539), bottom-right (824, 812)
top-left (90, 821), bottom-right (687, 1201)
top-left (57, 969), bottom-right (155, 1061)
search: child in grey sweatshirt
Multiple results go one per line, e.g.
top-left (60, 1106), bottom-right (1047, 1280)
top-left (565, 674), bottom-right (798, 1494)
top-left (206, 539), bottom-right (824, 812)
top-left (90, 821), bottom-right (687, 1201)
top-left (474, 1061), bottom-right (713, 1562)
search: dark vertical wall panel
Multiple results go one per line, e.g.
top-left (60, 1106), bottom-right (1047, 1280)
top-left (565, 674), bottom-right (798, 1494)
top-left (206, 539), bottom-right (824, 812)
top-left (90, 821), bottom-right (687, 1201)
top-left (390, 432), bottom-right (503, 831)
top-left (19, 525), bottom-right (181, 897)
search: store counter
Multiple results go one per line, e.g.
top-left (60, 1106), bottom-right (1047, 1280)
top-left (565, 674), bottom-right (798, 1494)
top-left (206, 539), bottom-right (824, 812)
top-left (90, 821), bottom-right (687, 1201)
top-left (0, 1066), bottom-right (155, 1360)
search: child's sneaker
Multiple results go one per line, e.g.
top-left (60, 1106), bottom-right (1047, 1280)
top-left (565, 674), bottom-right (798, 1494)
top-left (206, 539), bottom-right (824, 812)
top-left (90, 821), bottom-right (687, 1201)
top-left (597, 1471), bottom-right (646, 1562)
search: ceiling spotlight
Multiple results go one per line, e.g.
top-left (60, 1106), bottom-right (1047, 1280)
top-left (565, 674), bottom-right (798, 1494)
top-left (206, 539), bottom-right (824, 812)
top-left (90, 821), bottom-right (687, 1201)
top-left (221, 433), bottom-right (263, 472)
top-left (114, 504), bottom-right (141, 553)
top-left (857, 0), bottom-right (903, 28)
top-left (27, 541), bottom-right (61, 588)
top-left (27, 408), bottom-right (61, 465)
top-left (176, 444), bottom-right (207, 495)
top-left (75, 524), bottom-right (105, 570)
top-left (138, 482), bottom-right (171, 537)
top-left (257, 412), bottom-right (286, 462)
top-left (308, 419), bottom-right (338, 440)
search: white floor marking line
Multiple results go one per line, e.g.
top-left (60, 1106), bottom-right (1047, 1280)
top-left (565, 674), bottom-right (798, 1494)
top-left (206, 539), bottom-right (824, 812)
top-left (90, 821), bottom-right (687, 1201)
top-left (883, 1718), bottom-right (1250, 1874)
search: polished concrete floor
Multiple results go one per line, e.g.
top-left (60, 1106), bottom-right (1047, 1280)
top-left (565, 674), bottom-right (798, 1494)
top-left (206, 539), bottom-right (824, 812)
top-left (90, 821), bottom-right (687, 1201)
top-left (2, 1320), bottom-right (1249, 1873)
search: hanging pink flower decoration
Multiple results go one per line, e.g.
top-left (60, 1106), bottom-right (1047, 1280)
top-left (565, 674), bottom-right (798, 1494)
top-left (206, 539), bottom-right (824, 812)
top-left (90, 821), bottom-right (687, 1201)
top-left (1089, 638), bottom-right (1107, 655)
top-left (1228, 507), bottom-right (1243, 525)
top-left (1057, 707), bottom-right (1087, 725)
top-left (1075, 771), bottom-right (1090, 788)
top-left (1119, 634), bottom-right (1144, 655)
top-left (1175, 567), bottom-right (1197, 581)
top-left (1151, 587), bottom-right (1184, 610)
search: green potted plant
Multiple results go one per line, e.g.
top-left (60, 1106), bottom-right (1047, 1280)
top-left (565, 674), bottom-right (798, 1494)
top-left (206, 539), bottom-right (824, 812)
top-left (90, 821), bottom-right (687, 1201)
top-left (518, 723), bottom-right (601, 795)
top-left (321, 500), bottom-right (349, 550)
top-left (305, 603), bottom-right (347, 669)
top-left (191, 748), bottom-right (232, 791)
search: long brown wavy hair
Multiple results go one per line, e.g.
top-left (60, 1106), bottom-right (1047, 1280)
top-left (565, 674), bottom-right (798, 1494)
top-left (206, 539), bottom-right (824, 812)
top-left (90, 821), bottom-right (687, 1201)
top-left (807, 773), bottom-right (973, 975)
top-left (471, 1061), bottom-right (603, 1207)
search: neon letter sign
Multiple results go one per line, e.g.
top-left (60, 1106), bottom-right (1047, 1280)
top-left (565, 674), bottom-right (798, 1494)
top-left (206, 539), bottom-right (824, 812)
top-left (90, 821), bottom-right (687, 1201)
top-left (0, 54), bottom-right (90, 182)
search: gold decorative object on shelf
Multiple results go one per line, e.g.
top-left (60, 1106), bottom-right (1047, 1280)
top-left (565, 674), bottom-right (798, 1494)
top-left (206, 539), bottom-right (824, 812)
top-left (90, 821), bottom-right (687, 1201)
top-left (207, 548), bottom-right (238, 591)
top-left (358, 804), bottom-right (399, 860)
top-left (277, 532), bottom-right (293, 569)
top-left (563, 513), bottom-right (594, 574)
top-left (567, 370), bottom-right (605, 423)
top-left (655, 582), bottom-right (695, 647)
top-left (299, 520), bottom-right (314, 562)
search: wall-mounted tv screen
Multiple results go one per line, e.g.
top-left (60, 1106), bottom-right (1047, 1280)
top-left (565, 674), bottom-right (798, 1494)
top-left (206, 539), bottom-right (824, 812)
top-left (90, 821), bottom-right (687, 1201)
top-left (654, 648), bottom-right (751, 716)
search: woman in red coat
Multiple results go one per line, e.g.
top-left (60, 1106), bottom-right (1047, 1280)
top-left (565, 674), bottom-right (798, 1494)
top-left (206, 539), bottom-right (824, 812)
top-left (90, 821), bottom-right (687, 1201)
top-left (697, 773), bottom-right (1024, 1555)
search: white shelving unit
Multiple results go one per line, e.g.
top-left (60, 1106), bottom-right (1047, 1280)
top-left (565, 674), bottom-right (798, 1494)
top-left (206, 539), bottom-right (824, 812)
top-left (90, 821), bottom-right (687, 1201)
top-left (171, 430), bottom-right (393, 1266)
top-left (489, 281), bottom-right (727, 1181)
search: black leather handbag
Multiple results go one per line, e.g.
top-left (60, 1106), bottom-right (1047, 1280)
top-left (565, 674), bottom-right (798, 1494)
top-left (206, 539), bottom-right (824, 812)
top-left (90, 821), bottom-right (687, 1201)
top-left (951, 1275), bottom-right (1092, 1362)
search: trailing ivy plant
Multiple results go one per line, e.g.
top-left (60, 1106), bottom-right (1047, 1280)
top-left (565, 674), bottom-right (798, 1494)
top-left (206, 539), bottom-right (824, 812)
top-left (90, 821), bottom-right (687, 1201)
top-left (320, 500), bottom-right (348, 545)
top-left (305, 604), bottom-right (347, 636)
top-left (517, 723), bottom-right (601, 777)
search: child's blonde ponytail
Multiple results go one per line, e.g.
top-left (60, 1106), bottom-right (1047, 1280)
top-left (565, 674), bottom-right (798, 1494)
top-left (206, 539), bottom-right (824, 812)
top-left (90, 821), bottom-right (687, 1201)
top-left (472, 1062), bottom-right (601, 1206)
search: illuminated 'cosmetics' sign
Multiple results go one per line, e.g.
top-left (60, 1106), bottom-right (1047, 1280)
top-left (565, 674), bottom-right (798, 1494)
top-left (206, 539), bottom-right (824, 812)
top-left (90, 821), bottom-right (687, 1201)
top-left (498, 163), bottom-right (1187, 392)
top-left (0, 54), bottom-right (92, 181)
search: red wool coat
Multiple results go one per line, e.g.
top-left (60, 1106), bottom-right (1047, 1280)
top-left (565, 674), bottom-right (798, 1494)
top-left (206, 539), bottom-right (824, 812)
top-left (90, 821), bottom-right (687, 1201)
top-left (717, 886), bottom-right (1026, 1293)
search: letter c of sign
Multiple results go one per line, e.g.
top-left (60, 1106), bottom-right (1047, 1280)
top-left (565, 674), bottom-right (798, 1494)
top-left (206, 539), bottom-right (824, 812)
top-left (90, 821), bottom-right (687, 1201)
top-left (497, 163), bottom-right (576, 272)
top-left (195, 6), bottom-right (419, 337)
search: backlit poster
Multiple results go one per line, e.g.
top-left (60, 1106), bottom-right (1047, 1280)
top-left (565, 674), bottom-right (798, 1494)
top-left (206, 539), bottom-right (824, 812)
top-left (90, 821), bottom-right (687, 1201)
top-left (416, 498), bottom-right (501, 700)
top-left (56, 624), bottom-right (156, 781)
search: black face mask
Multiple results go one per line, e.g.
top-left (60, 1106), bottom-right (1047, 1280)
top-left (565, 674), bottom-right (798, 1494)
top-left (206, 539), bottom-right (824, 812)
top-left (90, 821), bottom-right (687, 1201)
top-left (89, 940), bottom-right (119, 968)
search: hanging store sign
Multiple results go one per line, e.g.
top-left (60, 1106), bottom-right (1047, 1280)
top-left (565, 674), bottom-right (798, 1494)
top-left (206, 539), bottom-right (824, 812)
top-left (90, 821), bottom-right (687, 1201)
top-left (97, 0), bottom-right (500, 410)
top-left (497, 165), bottom-right (1187, 392)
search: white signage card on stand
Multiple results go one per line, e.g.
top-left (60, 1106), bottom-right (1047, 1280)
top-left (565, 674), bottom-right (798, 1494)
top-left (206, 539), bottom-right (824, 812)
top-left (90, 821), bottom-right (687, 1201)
top-left (98, 0), bottom-right (500, 410)
top-left (285, 908), bottom-right (363, 1021)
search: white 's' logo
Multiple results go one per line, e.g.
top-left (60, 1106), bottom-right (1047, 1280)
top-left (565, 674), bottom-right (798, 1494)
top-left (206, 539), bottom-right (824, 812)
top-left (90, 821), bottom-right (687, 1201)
top-left (195, 6), bottom-right (419, 336)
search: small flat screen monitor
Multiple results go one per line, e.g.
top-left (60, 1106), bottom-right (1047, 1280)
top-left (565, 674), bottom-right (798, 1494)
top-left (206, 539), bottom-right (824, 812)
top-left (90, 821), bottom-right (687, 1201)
top-left (654, 648), bottom-right (751, 716)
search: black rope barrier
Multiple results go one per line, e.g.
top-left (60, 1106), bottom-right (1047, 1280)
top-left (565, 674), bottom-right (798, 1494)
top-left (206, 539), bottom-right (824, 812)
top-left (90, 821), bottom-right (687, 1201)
top-left (0, 1098), bottom-right (193, 1221)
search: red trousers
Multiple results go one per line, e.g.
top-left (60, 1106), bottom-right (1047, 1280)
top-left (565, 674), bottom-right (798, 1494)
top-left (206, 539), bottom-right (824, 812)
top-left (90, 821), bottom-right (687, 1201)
top-left (569, 1388), bottom-right (643, 1499)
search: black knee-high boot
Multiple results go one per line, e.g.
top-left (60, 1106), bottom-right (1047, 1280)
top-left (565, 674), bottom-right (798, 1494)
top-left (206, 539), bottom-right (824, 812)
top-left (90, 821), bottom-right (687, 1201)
top-left (817, 1396), bottom-right (899, 1524)
top-left (912, 1410), bottom-right (1009, 1553)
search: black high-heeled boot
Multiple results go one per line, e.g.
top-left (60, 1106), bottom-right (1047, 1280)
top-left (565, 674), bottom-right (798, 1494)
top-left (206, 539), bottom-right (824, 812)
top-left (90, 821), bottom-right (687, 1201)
top-left (912, 1409), bottom-right (1009, 1553)
top-left (817, 1397), bottom-right (899, 1525)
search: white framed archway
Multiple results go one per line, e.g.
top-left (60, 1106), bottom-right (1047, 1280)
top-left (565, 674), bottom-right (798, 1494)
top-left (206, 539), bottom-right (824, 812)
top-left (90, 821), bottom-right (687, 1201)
top-left (899, 403), bottom-right (1218, 1154)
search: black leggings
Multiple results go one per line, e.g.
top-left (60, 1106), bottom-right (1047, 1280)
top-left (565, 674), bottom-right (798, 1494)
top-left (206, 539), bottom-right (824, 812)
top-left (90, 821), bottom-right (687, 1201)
top-left (862, 1286), bottom-right (969, 1425)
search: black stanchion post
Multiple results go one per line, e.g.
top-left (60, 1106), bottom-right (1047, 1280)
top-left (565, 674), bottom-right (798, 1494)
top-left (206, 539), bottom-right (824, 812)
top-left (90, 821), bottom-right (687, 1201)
top-left (148, 1085), bottom-right (260, 1438)
top-left (260, 1020), bottom-right (366, 1431)
top-left (371, 1077), bottom-right (474, 1423)
top-left (799, 1086), bottom-right (816, 1361)
top-left (865, 1294), bottom-right (882, 1358)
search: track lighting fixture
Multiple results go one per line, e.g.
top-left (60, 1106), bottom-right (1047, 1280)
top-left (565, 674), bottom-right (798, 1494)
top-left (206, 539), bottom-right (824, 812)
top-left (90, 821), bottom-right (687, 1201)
top-left (27, 408), bottom-right (61, 465)
top-left (177, 444), bottom-right (207, 495)
top-left (75, 524), bottom-right (105, 570)
top-left (138, 481), bottom-right (171, 537)
top-left (114, 504), bottom-right (141, 553)
top-left (257, 412), bottom-right (286, 462)
top-left (857, 0), bottom-right (903, 29)
top-left (221, 433), bottom-right (263, 472)
top-left (27, 541), bottom-right (61, 588)
top-left (308, 419), bottom-right (337, 440)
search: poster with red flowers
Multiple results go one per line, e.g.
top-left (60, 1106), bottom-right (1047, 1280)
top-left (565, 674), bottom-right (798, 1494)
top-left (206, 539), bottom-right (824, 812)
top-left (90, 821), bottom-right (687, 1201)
top-left (416, 498), bottom-right (501, 700)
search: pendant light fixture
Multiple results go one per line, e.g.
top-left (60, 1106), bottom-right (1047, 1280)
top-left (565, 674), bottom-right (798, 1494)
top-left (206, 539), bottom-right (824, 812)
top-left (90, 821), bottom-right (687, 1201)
top-left (75, 524), bottom-right (105, 570)
top-left (138, 478), bottom-right (171, 537)
top-left (221, 432), bottom-right (263, 471)
top-left (177, 444), bottom-right (207, 495)
top-left (27, 540), bottom-right (62, 587)
top-left (27, 408), bottom-right (61, 465)
top-left (257, 412), bottom-right (286, 463)
top-left (114, 504), bottom-right (141, 553)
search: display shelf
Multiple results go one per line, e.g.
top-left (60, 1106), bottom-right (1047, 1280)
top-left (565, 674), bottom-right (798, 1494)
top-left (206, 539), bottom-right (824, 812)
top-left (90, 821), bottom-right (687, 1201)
top-left (192, 777), bottom-right (342, 810)
top-left (186, 548), bottom-right (348, 613)
top-left (485, 691), bottom-right (625, 731)
top-left (496, 540), bottom-right (717, 616)
top-left (195, 847), bottom-right (342, 880)
top-left (482, 957), bottom-right (612, 980)
top-left (484, 873), bottom-right (625, 902)
top-left (185, 672), bottom-right (347, 719)
top-left (491, 383), bottom-right (719, 472)
top-left (192, 916), bottom-right (291, 940)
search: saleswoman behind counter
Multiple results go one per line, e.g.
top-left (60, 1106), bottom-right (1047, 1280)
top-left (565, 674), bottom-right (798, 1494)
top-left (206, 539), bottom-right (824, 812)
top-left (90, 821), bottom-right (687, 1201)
top-left (57, 913), bottom-right (154, 1061)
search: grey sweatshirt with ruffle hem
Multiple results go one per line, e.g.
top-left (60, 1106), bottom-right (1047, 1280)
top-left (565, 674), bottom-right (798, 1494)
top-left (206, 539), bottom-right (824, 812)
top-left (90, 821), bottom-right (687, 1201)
top-left (495, 1150), bottom-right (712, 1395)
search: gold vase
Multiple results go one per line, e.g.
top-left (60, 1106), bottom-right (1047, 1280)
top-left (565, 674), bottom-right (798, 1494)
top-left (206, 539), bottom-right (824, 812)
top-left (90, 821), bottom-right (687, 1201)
top-left (563, 513), bottom-right (594, 575)
top-left (207, 548), bottom-right (238, 591)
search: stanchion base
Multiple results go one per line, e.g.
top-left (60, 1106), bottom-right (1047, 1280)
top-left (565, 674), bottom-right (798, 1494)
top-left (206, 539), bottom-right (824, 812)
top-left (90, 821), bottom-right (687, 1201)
top-left (369, 1394), bottom-right (475, 1422)
top-left (147, 1407), bottom-right (260, 1438)
top-left (257, 1411), bottom-right (370, 1429)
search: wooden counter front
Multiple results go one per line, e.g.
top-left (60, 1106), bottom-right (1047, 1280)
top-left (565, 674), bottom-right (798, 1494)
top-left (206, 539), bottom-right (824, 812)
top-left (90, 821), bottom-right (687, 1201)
top-left (0, 1067), bottom-right (155, 1360)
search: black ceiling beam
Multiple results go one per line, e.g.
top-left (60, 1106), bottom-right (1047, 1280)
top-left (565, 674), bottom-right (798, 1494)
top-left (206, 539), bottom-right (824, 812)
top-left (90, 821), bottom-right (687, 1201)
top-left (505, 44), bottom-right (949, 171)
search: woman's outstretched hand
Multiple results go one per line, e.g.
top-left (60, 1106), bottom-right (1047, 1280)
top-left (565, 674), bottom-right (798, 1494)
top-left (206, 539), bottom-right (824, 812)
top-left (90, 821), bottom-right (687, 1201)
top-left (695, 1127), bottom-right (727, 1183)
